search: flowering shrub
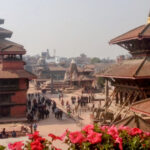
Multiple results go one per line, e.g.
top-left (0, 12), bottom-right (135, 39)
top-left (5, 124), bottom-right (150, 150)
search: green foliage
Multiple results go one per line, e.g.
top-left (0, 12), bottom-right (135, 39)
top-left (0, 145), bottom-right (5, 150)
top-left (97, 77), bottom-right (105, 88)
top-left (130, 136), bottom-right (141, 150)
top-left (91, 57), bottom-right (101, 64)
top-left (82, 142), bottom-right (91, 150)
top-left (94, 124), bottom-right (101, 133)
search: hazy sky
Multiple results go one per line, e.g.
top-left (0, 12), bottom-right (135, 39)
top-left (0, 0), bottom-right (150, 59)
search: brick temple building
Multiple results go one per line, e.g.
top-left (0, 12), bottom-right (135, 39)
top-left (99, 13), bottom-right (150, 105)
top-left (0, 19), bottom-right (36, 118)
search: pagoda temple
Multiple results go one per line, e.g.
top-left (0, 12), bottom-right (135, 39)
top-left (0, 19), bottom-right (36, 118)
top-left (99, 13), bottom-right (150, 105)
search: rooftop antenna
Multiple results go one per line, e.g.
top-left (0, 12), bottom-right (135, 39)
top-left (47, 49), bottom-right (50, 58)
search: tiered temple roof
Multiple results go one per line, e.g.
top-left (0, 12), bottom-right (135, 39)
top-left (99, 57), bottom-right (150, 79)
top-left (0, 27), bottom-right (12, 38)
top-left (0, 19), bottom-right (36, 79)
top-left (0, 19), bottom-right (25, 54)
top-left (109, 24), bottom-right (150, 44)
top-left (0, 69), bottom-right (35, 79)
top-left (0, 39), bottom-right (25, 54)
top-left (99, 14), bottom-right (150, 79)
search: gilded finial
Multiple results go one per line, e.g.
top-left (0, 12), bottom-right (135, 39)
top-left (147, 10), bottom-right (150, 24)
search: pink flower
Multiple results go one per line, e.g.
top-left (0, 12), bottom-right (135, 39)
top-left (87, 131), bottom-right (102, 144)
top-left (60, 129), bottom-right (69, 140)
top-left (30, 140), bottom-right (43, 150)
top-left (69, 131), bottom-right (85, 144)
top-left (130, 128), bottom-right (142, 136)
top-left (8, 141), bottom-right (24, 150)
top-left (36, 137), bottom-right (46, 142)
top-left (118, 125), bottom-right (130, 134)
top-left (48, 133), bottom-right (62, 141)
top-left (100, 126), bottom-right (109, 132)
top-left (115, 137), bottom-right (123, 150)
top-left (28, 131), bottom-right (40, 140)
top-left (82, 124), bottom-right (94, 133)
top-left (31, 145), bottom-right (43, 150)
top-left (144, 132), bottom-right (150, 137)
top-left (107, 126), bottom-right (119, 140)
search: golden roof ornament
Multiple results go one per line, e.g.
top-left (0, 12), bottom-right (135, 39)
top-left (147, 11), bottom-right (150, 24)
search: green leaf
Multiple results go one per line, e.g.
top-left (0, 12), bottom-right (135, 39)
top-left (0, 145), bottom-right (5, 150)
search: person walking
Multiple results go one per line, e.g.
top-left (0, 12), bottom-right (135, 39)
top-left (61, 99), bottom-right (64, 106)
top-left (54, 107), bottom-right (58, 119)
top-left (33, 123), bottom-right (37, 132)
top-left (59, 93), bottom-right (61, 100)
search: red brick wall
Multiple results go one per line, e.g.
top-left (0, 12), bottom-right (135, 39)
top-left (11, 79), bottom-right (27, 103)
top-left (11, 106), bottom-right (26, 117)
top-left (11, 91), bottom-right (27, 104)
top-left (19, 79), bottom-right (27, 89)
top-left (10, 91), bottom-right (27, 117)
top-left (10, 79), bottom-right (28, 117)
top-left (2, 61), bottom-right (24, 70)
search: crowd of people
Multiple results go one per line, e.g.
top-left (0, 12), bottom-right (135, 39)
top-left (27, 93), bottom-right (64, 122)
top-left (51, 91), bottom-right (94, 118)
top-left (59, 95), bottom-right (93, 117)
top-left (27, 93), bottom-right (51, 122)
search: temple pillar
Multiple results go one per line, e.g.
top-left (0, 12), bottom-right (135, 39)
top-left (120, 92), bottom-right (123, 105)
top-left (105, 79), bottom-right (109, 107)
top-left (124, 92), bottom-right (128, 106)
top-left (115, 92), bottom-right (119, 104)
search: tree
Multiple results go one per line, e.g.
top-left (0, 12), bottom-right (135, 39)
top-left (80, 53), bottom-right (87, 58)
top-left (91, 57), bottom-right (101, 64)
top-left (97, 77), bottom-right (105, 88)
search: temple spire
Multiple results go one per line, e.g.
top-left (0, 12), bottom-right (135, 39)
top-left (147, 10), bottom-right (150, 24)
